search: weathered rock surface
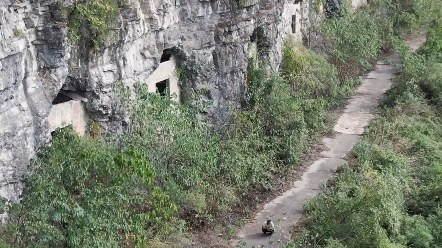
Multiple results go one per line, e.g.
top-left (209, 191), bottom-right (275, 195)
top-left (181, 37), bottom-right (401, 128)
top-left (0, 0), bottom-right (307, 202)
top-left (0, 0), bottom-right (69, 201)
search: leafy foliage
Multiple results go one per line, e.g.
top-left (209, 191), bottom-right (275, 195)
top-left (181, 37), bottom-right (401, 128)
top-left (67, 0), bottom-right (119, 46)
top-left (4, 0), bottom-right (436, 247)
top-left (0, 37), bottom-right (362, 246)
top-left (314, 0), bottom-right (442, 81)
top-left (0, 129), bottom-right (178, 247)
top-left (288, 5), bottom-right (442, 247)
top-left (318, 2), bottom-right (385, 80)
top-left (419, 18), bottom-right (442, 62)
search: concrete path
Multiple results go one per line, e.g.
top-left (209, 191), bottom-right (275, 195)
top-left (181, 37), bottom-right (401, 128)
top-left (231, 36), bottom-right (425, 248)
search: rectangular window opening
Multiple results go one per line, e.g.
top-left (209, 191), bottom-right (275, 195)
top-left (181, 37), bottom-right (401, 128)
top-left (291, 14), bottom-right (297, 33)
top-left (156, 79), bottom-right (170, 97)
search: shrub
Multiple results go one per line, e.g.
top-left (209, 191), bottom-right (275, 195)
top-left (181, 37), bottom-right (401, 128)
top-left (419, 18), bottom-right (442, 61)
top-left (288, 3), bottom-right (442, 246)
top-left (4, 1), bottom-right (430, 246)
top-left (0, 128), bottom-right (178, 247)
top-left (67, 0), bottom-right (119, 46)
top-left (319, 4), bottom-right (383, 79)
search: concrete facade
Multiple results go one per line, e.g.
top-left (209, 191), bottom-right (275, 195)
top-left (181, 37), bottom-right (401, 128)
top-left (281, 2), bottom-right (303, 40)
top-left (48, 100), bottom-right (88, 136)
top-left (146, 56), bottom-right (180, 102)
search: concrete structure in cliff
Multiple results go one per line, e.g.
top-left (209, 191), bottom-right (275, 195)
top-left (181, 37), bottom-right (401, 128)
top-left (282, 1), bottom-right (303, 39)
top-left (48, 92), bottom-right (88, 136)
top-left (0, 0), bottom-right (313, 202)
top-left (146, 54), bottom-right (180, 102)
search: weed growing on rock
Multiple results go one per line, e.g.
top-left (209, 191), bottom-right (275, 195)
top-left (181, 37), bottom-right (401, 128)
top-left (67, 0), bottom-right (119, 47)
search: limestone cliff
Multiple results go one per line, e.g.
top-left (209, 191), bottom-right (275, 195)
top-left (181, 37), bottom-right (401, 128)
top-left (0, 0), bottom-right (307, 202)
top-left (0, 0), bottom-right (69, 202)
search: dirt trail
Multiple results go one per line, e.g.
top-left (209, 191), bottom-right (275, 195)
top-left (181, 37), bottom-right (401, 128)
top-left (231, 35), bottom-right (426, 248)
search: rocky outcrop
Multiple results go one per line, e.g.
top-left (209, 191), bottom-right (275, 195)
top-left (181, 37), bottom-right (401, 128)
top-left (0, 0), bottom-right (307, 201)
top-left (74, 0), bottom-right (304, 129)
top-left (0, 0), bottom-right (69, 202)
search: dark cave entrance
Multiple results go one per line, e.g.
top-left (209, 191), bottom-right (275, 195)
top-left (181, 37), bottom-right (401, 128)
top-left (52, 92), bottom-right (73, 104)
top-left (52, 90), bottom-right (87, 105)
top-left (160, 53), bottom-right (172, 63)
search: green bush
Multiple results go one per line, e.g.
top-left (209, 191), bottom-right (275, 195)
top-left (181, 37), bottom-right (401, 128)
top-left (289, 0), bottom-right (442, 247)
top-left (296, 140), bottom-right (409, 247)
top-left (0, 35), bottom-right (363, 246)
top-left (5, 0), bottom-right (436, 246)
top-left (288, 4), bottom-right (442, 246)
top-left (280, 44), bottom-right (342, 102)
top-left (319, 4), bottom-right (384, 79)
top-left (0, 129), bottom-right (178, 247)
top-left (67, 0), bottom-right (119, 46)
top-left (419, 18), bottom-right (442, 61)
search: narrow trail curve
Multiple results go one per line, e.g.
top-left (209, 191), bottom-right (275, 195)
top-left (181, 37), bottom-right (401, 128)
top-left (231, 35), bottom-right (426, 248)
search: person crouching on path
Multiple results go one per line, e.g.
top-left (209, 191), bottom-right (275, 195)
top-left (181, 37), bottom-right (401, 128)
top-left (262, 218), bottom-right (275, 234)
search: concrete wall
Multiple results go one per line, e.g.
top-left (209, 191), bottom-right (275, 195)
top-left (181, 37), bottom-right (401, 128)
top-left (281, 2), bottom-right (302, 41)
top-left (248, 41), bottom-right (258, 60)
top-left (146, 56), bottom-right (180, 102)
top-left (48, 100), bottom-right (88, 136)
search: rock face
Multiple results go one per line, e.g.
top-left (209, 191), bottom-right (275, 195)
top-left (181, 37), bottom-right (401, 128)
top-left (0, 0), bottom-right (369, 203)
top-left (350, 0), bottom-right (367, 9)
top-left (75, 0), bottom-right (305, 129)
top-left (0, 0), bottom-right (69, 202)
top-left (0, 0), bottom-right (307, 202)
top-left (0, 0), bottom-right (366, 200)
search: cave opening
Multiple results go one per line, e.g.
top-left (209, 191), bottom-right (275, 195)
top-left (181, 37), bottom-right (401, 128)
top-left (250, 26), bottom-right (271, 56)
top-left (52, 91), bottom-right (86, 105)
top-left (52, 92), bottom-right (73, 105)
top-left (160, 53), bottom-right (172, 63)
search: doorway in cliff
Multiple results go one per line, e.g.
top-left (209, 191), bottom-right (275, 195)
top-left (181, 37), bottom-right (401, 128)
top-left (156, 79), bottom-right (170, 97)
top-left (249, 26), bottom-right (270, 67)
top-left (291, 14), bottom-right (297, 33)
top-left (145, 48), bottom-right (181, 102)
